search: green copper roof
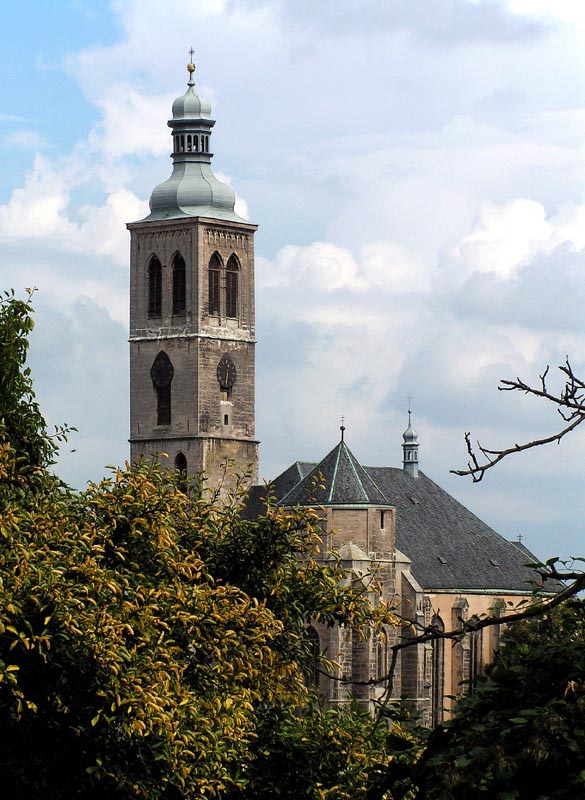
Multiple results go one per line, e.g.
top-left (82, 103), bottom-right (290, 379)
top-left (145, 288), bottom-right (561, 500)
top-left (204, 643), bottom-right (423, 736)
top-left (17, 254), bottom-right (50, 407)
top-left (279, 439), bottom-right (391, 507)
top-left (141, 65), bottom-right (246, 223)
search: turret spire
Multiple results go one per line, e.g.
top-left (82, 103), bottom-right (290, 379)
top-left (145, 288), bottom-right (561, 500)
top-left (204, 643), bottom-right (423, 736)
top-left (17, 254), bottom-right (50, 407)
top-left (402, 406), bottom-right (419, 478)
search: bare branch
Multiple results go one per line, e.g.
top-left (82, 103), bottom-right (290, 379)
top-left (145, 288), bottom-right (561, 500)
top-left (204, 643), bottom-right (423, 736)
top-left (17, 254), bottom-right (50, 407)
top-left (368, 568), bottom-right (584, 727)
top-left (452, 359), bottom-right (585, 481)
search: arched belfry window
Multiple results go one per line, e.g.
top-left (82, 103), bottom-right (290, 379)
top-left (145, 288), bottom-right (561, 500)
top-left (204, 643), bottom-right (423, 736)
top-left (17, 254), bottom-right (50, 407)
top-left (151, 351), bottom-right (174, 426)
top-left (148, 255), bottom-right (162, 317)
top-left (226, 254), bottom-right (240, 319)
top-left (208, 252), bottom-right (222, 316)
top-left (172, 253), bottom-right (186, 315)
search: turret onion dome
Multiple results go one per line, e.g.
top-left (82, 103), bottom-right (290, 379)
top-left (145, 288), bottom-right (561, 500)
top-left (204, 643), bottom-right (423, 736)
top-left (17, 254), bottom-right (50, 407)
top-left (403, 411), bottom-right (418, 443)
top-left (142, 58), bottom-right (246, 223)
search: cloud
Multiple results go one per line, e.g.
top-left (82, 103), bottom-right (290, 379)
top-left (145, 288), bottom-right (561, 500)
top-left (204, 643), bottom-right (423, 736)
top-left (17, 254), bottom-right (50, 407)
top-left (0, 152), bottom-right (147, 268)
top-left (90, 85), bottom-right (171, 159)
top-left (456, 198), bottom-right (553, 278)
top-left (3, 130), bottom-right (48, 150)
top-left (245, 0), bottom-right (551, 43)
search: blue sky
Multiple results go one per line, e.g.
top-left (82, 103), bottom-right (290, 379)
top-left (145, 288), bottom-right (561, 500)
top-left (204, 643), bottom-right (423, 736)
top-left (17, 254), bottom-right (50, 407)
top-left (2, 0), bottom-right (585, 560)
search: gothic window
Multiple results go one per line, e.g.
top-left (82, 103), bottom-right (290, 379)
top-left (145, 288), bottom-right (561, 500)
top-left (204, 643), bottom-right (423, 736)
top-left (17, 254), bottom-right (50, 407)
top-left (151, 351), bottom-right (174, 426)
top-left (376, 633), bottom-right (386, 681)
top-left (305, 626), bottom-right (321, 687)
top-left (226, 254), bottom-right (239, 318)
top-left (208, 252), bottom-right (221, 315)
top-left (172, 253), bottom-right (186, 314)
top-left (431, 613), bottom-right (445, 726)
top-left (148, 255), bottom-right (162, 317)
top-left (469, 627), bottom-right (484, 694)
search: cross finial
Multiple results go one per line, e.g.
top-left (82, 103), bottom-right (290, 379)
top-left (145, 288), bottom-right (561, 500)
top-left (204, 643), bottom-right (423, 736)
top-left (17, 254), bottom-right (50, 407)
top-left (518, 533), bottom-right (523, 543)
top-left (407, 394), bottom-right (414, 425)
top-left (340, 415), bottom-right (346, 442)
top-left (187, 47), bottom-right (196, 86)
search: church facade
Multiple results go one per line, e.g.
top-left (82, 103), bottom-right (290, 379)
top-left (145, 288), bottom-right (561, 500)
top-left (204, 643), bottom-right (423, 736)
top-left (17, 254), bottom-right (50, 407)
top-left (128, 63), bottom-right (542, 725)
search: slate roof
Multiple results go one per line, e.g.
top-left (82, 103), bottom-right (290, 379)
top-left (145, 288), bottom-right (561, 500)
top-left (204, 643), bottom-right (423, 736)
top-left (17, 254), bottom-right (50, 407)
top-left (265, 456), bottom-right (543, 594)
top-left (278, 441), bottom-right (390, 507)
top-left (369, 467), bottom-right (541, 593)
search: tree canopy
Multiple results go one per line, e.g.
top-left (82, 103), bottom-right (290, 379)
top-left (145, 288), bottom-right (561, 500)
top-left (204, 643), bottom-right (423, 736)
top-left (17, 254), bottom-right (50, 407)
top-left (0, 291), bottom-right (414, 799)
top-left (415, 600), bottom-right (585, 799)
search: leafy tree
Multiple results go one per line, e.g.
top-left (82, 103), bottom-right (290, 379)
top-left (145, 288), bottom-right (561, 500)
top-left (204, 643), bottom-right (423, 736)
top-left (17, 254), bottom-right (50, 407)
top-left (415, 600), bottom-right (585, 799)
top-left (0, 291), bottom-right (416, 799)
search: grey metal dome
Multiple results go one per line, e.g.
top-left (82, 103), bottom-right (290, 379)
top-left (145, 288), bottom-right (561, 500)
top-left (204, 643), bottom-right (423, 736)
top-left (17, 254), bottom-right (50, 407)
top-left (171, 84), bottom-right (212, 120)
top-left (141, 62), bottom-right (245, 223)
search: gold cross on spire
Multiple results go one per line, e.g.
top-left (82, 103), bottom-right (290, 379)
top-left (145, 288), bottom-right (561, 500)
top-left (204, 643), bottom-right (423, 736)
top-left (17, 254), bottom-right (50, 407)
top-left (187, 47), bottom-right (196, 85)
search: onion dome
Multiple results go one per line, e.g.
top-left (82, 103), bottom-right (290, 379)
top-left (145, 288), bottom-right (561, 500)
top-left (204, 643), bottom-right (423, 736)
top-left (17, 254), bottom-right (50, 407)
top-left (403, 411), bottom-right (418, 444)
top-left (402, 410), bottom-right (419, 478)
top-left (142, 56), bottom-right (245, 223)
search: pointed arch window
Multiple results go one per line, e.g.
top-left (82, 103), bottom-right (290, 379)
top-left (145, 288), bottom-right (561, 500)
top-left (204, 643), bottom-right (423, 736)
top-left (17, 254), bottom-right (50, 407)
top-left (431, 613), bottom-right (445, 726)
top-left (151, 351), bottom-right (174, 426)
top-left (174, 452), bottom-right (188, 491)
top-left (226, 254), bottom-right (239, 319)
top-left (148, 255), bottom-right (162, 317)
top-left (172, 253), bottom-right (186, 315)
top-left (208, 252), bottom-right (221, 316)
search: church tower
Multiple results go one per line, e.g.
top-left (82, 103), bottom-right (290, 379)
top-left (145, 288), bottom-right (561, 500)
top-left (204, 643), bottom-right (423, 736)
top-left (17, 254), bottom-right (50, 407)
top-left (128, 57), bottom-right (259, 487)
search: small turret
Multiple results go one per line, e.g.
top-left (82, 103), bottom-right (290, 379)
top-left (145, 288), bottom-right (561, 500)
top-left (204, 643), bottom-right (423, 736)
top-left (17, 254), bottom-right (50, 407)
top-left (402, 410), bottom-right (419, 478)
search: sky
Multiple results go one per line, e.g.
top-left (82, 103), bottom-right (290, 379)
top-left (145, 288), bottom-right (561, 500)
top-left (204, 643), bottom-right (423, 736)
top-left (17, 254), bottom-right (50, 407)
top-left (2, 0), bottom-right (585, 560)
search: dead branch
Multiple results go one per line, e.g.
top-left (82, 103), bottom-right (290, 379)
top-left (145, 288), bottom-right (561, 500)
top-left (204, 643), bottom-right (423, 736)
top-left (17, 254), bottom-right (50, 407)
top-left (451, 359), bottom-right (585, 481)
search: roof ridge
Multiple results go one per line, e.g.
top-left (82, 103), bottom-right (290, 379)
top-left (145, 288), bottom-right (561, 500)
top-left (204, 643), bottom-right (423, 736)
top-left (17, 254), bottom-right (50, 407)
top-left (343, 442), bottom-right (369, 502)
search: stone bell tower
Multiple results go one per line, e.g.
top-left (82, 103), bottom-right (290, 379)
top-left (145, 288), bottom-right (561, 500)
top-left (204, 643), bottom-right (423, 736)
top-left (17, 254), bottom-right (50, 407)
top-left (127, 56), bottom-right (259, 487)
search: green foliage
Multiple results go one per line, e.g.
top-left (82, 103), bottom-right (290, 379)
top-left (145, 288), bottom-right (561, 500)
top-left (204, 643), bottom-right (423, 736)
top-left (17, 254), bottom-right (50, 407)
top-left (415, 601), bottom-right (585, 799)
top-left (234, 695), bottom-right (421, 800)
top-left (0, 292), bottom-right (417, 799)
top-left (0, 290), bottom-right (71, 485)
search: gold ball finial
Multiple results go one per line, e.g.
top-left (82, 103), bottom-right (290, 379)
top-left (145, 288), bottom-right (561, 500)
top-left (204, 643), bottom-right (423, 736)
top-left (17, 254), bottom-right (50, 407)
top-left (187, 62), bottom-right (195, 74)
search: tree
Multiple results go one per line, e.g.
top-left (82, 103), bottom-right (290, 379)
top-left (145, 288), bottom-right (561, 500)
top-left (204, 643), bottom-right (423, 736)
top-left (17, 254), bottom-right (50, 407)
top-left (414, 601), bottom-right (585, 799)
top-left (0, 292), bottom-right (415, 799)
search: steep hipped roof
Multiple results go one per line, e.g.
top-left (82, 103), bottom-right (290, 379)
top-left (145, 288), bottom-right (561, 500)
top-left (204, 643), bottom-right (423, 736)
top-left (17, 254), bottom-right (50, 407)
top-left (269, 459), bottom-right (541, 593)
top-left (369, 467), bottom-right (540, 592)
top-left (279, 440), bottom-right (390, 507)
